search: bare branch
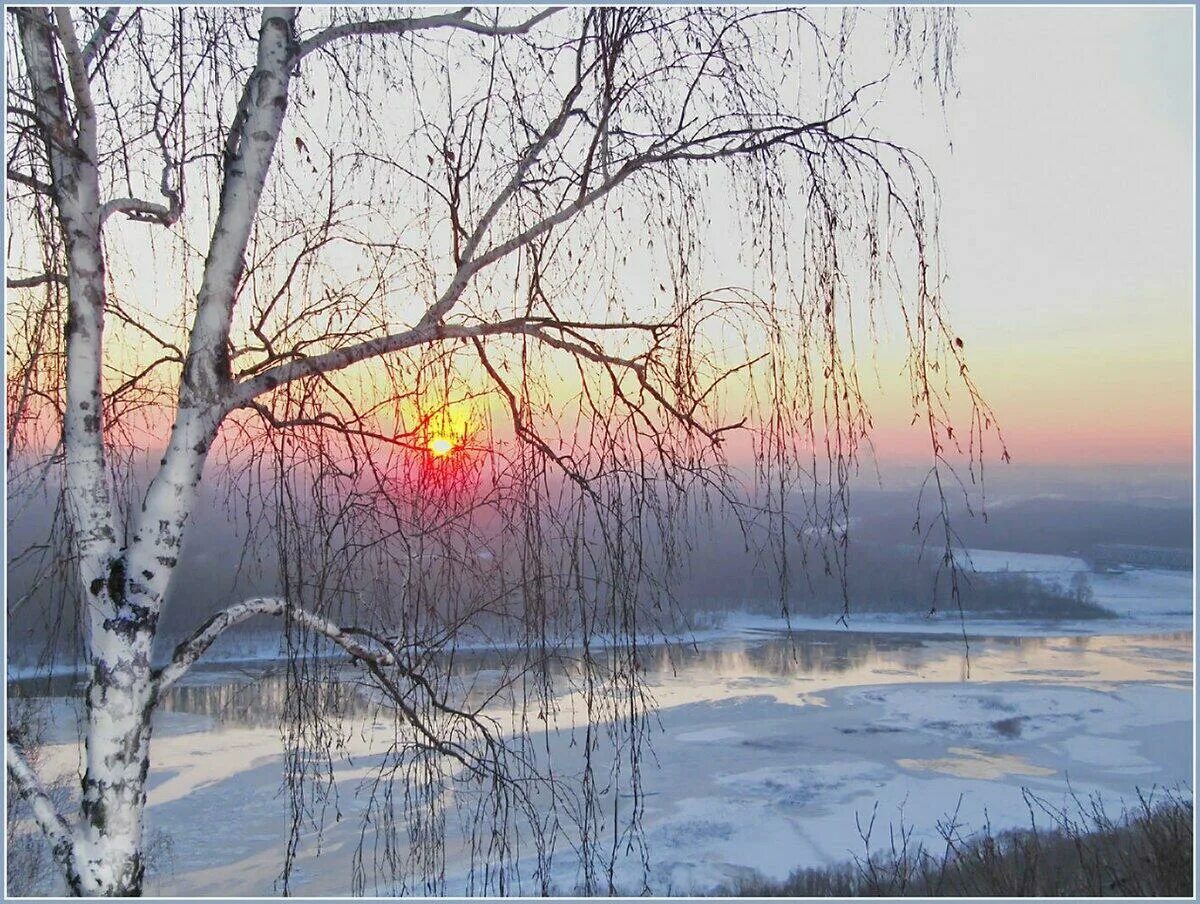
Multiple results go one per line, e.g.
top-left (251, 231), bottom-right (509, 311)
top-left (6, 166), bottom-right (53, 193)
top-left (157, 596), bottom-right (414, 691)
top-left (155, 598), bottom-right (501, 776)
top-left (99, 195), bottom-right (180, 226)
top-left (6, 272), bottom-right (66, 289)
top-left (52, 9), bottom-right (99, 156)
top-left (228, 314), bottom-right (673, 408)
top-left (81, 6), bottom-right (120, 68)
top-left (6, 736), bottom-right (78, 886)
top-left (100, 130), bottom-right (184, 227)
top-left (177, 7), bottom-right (297, 408)
top-left (297, 7), bottom-right (563, 60)
top-left (230, 317), bottom-right (525, 406)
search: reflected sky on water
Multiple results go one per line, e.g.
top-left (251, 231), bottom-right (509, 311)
top-left (10, 629), bottom-right (1192, 731)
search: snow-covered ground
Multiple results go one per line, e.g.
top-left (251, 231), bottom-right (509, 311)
top-left (619, 680), bottom-right (1189, 894)
top-left (961, 548), bottom-right (1089, 575)
top-left (1089, 568), bottom-right (1194, 617)
top-left (960, 547), bottom-right (1193, 620)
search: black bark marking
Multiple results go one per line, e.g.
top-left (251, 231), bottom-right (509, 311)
top-left (117, 727), bottom-right (142, 765)
top-left (105, 558), bottom-right (126, 606)
top-left (102, 603), bottom-right (155, 640)
top-left (81, 794), bottom-right (108, 833)
top-left (214, 343), bottom-right (232, 385)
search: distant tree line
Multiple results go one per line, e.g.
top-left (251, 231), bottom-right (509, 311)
top-left (673, 538), bottom-right (1111, 620)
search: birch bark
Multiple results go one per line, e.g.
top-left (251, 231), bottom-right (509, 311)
top-left (15, 8), bottom-right (298, 894)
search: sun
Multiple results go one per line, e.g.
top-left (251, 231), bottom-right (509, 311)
top-left (428, 435), bottom-right (455, 458)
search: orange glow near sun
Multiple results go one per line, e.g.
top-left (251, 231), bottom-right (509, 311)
top-left (428, 436), bottom-right (455, 457)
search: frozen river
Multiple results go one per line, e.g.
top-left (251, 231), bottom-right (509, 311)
top-left (12, 616), bottom-right (1193, 896)
top-left (9, 555), bottom-right (1193, 895)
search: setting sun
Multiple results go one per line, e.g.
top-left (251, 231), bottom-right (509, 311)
top-left (428, 436), bottom-right (455, 457)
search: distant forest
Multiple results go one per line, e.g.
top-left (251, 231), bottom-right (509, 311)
top-left (847, 491), bottom-right (1192, 557)
top-left (8, 480), bottom-right (1187, 666)
top-left (675, 540), bottom-right (1108, 619)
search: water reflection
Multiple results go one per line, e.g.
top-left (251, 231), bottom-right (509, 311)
top-left (9, 630), bottom-right (1192, 732)
top-left (896, 746), bottom-right (1056, 780)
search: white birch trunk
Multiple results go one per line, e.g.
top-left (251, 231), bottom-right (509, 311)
top-left (18, 8), bottom-right (155, 893)
top-left (17, 7), bottom-right (298, 895)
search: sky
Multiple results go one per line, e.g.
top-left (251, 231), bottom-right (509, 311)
top-left (861, 6), bottom-right (1193, 473)
top-left (8, 6), bottom-right (1194, 490)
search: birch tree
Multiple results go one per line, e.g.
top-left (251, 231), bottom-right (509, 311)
top-left (5, 5), bottom-right (1001, 896)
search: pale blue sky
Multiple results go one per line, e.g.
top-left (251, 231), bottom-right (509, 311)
top-left (865, 5), bottom-right (1193, 466)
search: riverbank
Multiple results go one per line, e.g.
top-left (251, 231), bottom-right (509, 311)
top-left (720, 788), bottom-right (1192, 897)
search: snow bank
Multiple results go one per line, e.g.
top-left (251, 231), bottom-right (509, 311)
top-left (962, 548), bottom-right (1090, 574)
